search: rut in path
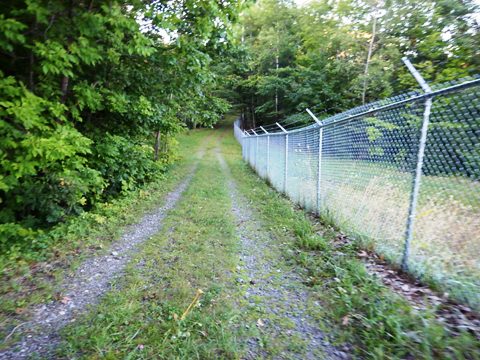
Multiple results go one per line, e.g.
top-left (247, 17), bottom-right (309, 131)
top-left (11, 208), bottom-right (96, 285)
top-left (0, 153), bottom-right (204, 360)
top-left (215, 148), bottom-right (349, 360)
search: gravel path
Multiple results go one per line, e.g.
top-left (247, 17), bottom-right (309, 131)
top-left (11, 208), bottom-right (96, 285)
top-left (215, 149), bottom-right (349, 360)
top-left (0, 160), bottom-right (201, 359)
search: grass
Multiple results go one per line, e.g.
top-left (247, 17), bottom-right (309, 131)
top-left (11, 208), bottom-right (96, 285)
top-left (0, 129), bottom-right (208, 343)
top-left (54, 119), bottom-right (332, 359)
top-left (225, 129), bottom-right (480, 359)
top-left (56, 120), bottom-right (332, 359)
top-left (245, 136), bottom-right (480, 310)
top-left (57, 133), bottom-right (245, 359)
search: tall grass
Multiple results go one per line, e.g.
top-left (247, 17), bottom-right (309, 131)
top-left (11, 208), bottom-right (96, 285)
top-left (249, 149), bottom-right (480, 309)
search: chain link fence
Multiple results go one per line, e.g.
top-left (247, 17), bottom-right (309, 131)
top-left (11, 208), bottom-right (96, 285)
top-left (234, 76), bottom-right (480, 310)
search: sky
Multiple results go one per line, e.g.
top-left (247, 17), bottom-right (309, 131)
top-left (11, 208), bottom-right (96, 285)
top-left (294, 0), bottom-right (480, 24)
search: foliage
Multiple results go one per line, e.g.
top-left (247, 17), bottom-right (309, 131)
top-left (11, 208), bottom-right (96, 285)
top-left (0, 130), bottom-right (206, 339)
top-left (229, 0), bottom-right (479, 129)
top-left (226, 0), bottom-right (479, 181)
top-left (89, 134), bottom-right (166, 197)
top-left (0, 0), bottom-right (241, 251)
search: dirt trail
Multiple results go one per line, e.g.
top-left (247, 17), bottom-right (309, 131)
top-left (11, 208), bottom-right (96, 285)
top-left (215, 148), bottom-right (349, 359)
top-left (1, 131), bottom-right (351, 359)
top-left (0, 153), bottom-right (205, 359)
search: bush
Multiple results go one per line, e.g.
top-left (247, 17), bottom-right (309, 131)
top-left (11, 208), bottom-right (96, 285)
top-left (89, 134), bottom-right (167, 198)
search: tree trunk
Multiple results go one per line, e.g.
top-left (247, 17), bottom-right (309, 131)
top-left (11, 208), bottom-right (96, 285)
top-left (28, 20), bottom-right (39, 92)
top-left (154, 130), bottom-right (161, 161)
top-left (251, 95), bottom-right (256, 128)
top-left (275, 54), bottom-right (279, 119)
top-left (61, 76), bottom-right (69, 103)
top-left (29, 52), bottom-right (35, 91)
top-left (61, 0), bottom-right (74, 104)
top-left (362, 15), bottom-right (377, 105)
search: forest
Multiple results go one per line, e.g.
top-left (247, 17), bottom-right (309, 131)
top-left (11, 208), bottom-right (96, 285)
top-left (0, 0), bottom-right (237, 251)
top-left (229, 0), bottom-right (479, 127)
top-left (1, 0), bottom-right (478, 252)
top-left (0, 0), bottom-right (479, 359)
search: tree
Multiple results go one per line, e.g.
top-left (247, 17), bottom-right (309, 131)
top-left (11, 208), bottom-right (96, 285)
top-left (0, 0), bottom-right (241, 250)
top-left (230, 0), bottom-right (479, 127)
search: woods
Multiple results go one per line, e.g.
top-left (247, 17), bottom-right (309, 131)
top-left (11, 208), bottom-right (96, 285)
top-left (2, 0), bottom-right (478, 253)
top-left (0, 0), bottom-right (238, 251)
top-left (230, 0), bottom-right (479, 129)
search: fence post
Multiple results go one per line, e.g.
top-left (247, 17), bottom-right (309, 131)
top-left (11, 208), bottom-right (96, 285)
top-left (247, 131), bottom-right (253, 165)
top-left (242, 131), bottom-right (245, 160)
top-left (285, 134), bottom-right (288, 193)
top-left (242, 130), bottom-right (248, 161)
top-left (244, 137), bottom-right (247, 162)
top-left (241, 130), bottom-right (246, 160)
top-left (276, 122), bottom-right (288, 193)
top-left (256, 137), bottom-right (259, 171)
top-left (306, 109), bottom-right (324, 215)
top-left (401, 57), bottom-right (433, 272)
top-left (266, 135), bottom-right (270, 180)
top-left (243, 131), bottom-right (249, 162)
top-left (260, 126), bottom-right (269, 180)
top-left (251, 129), bottom-right (258, 170)
top-left (317, 128), bottom-right (324, 214)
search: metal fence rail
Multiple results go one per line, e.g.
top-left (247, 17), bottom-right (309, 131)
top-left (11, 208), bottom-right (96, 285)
top-left (234, 76), bottom-right (480, 310)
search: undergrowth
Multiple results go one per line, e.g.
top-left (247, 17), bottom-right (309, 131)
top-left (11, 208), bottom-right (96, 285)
top-left (3, 123), bottom-right (478, 358)
top-left (0, 130), bottom-right (207, 342)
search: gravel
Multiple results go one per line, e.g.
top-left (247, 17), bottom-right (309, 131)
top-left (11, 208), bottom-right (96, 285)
top-left (0, 163), bottom-right (200, 360)
top-left (216, 150), bottom-right (350, 360)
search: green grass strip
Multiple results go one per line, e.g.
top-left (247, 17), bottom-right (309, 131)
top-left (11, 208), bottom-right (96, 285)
top-left (0, 130), bottom-right (208, 340)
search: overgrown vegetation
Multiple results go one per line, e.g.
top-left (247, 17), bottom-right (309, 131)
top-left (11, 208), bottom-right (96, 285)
top-left (229, 0), bottom-right (479, 310)
top-left (227, 0), bottom-right (479, 128)
top-left (1, 0), bottom-right (479, 357)
top-left (3, 120), bottom-right (478, 358)
top-left (0, 0), bottom-right (239, 253)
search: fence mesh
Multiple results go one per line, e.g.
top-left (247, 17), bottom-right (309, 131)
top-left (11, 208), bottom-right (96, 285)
top-left (234, 78), bottom-right (480, 310)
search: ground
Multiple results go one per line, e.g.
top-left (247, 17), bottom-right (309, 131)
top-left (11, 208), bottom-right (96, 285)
top-left (0, 116), bottom-right (478, 359)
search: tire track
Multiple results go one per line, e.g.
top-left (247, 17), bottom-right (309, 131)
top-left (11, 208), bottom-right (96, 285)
top-left (216, 148), bottom-right (349, 360)
top-left (0, 148), bottom-right (206, 360)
